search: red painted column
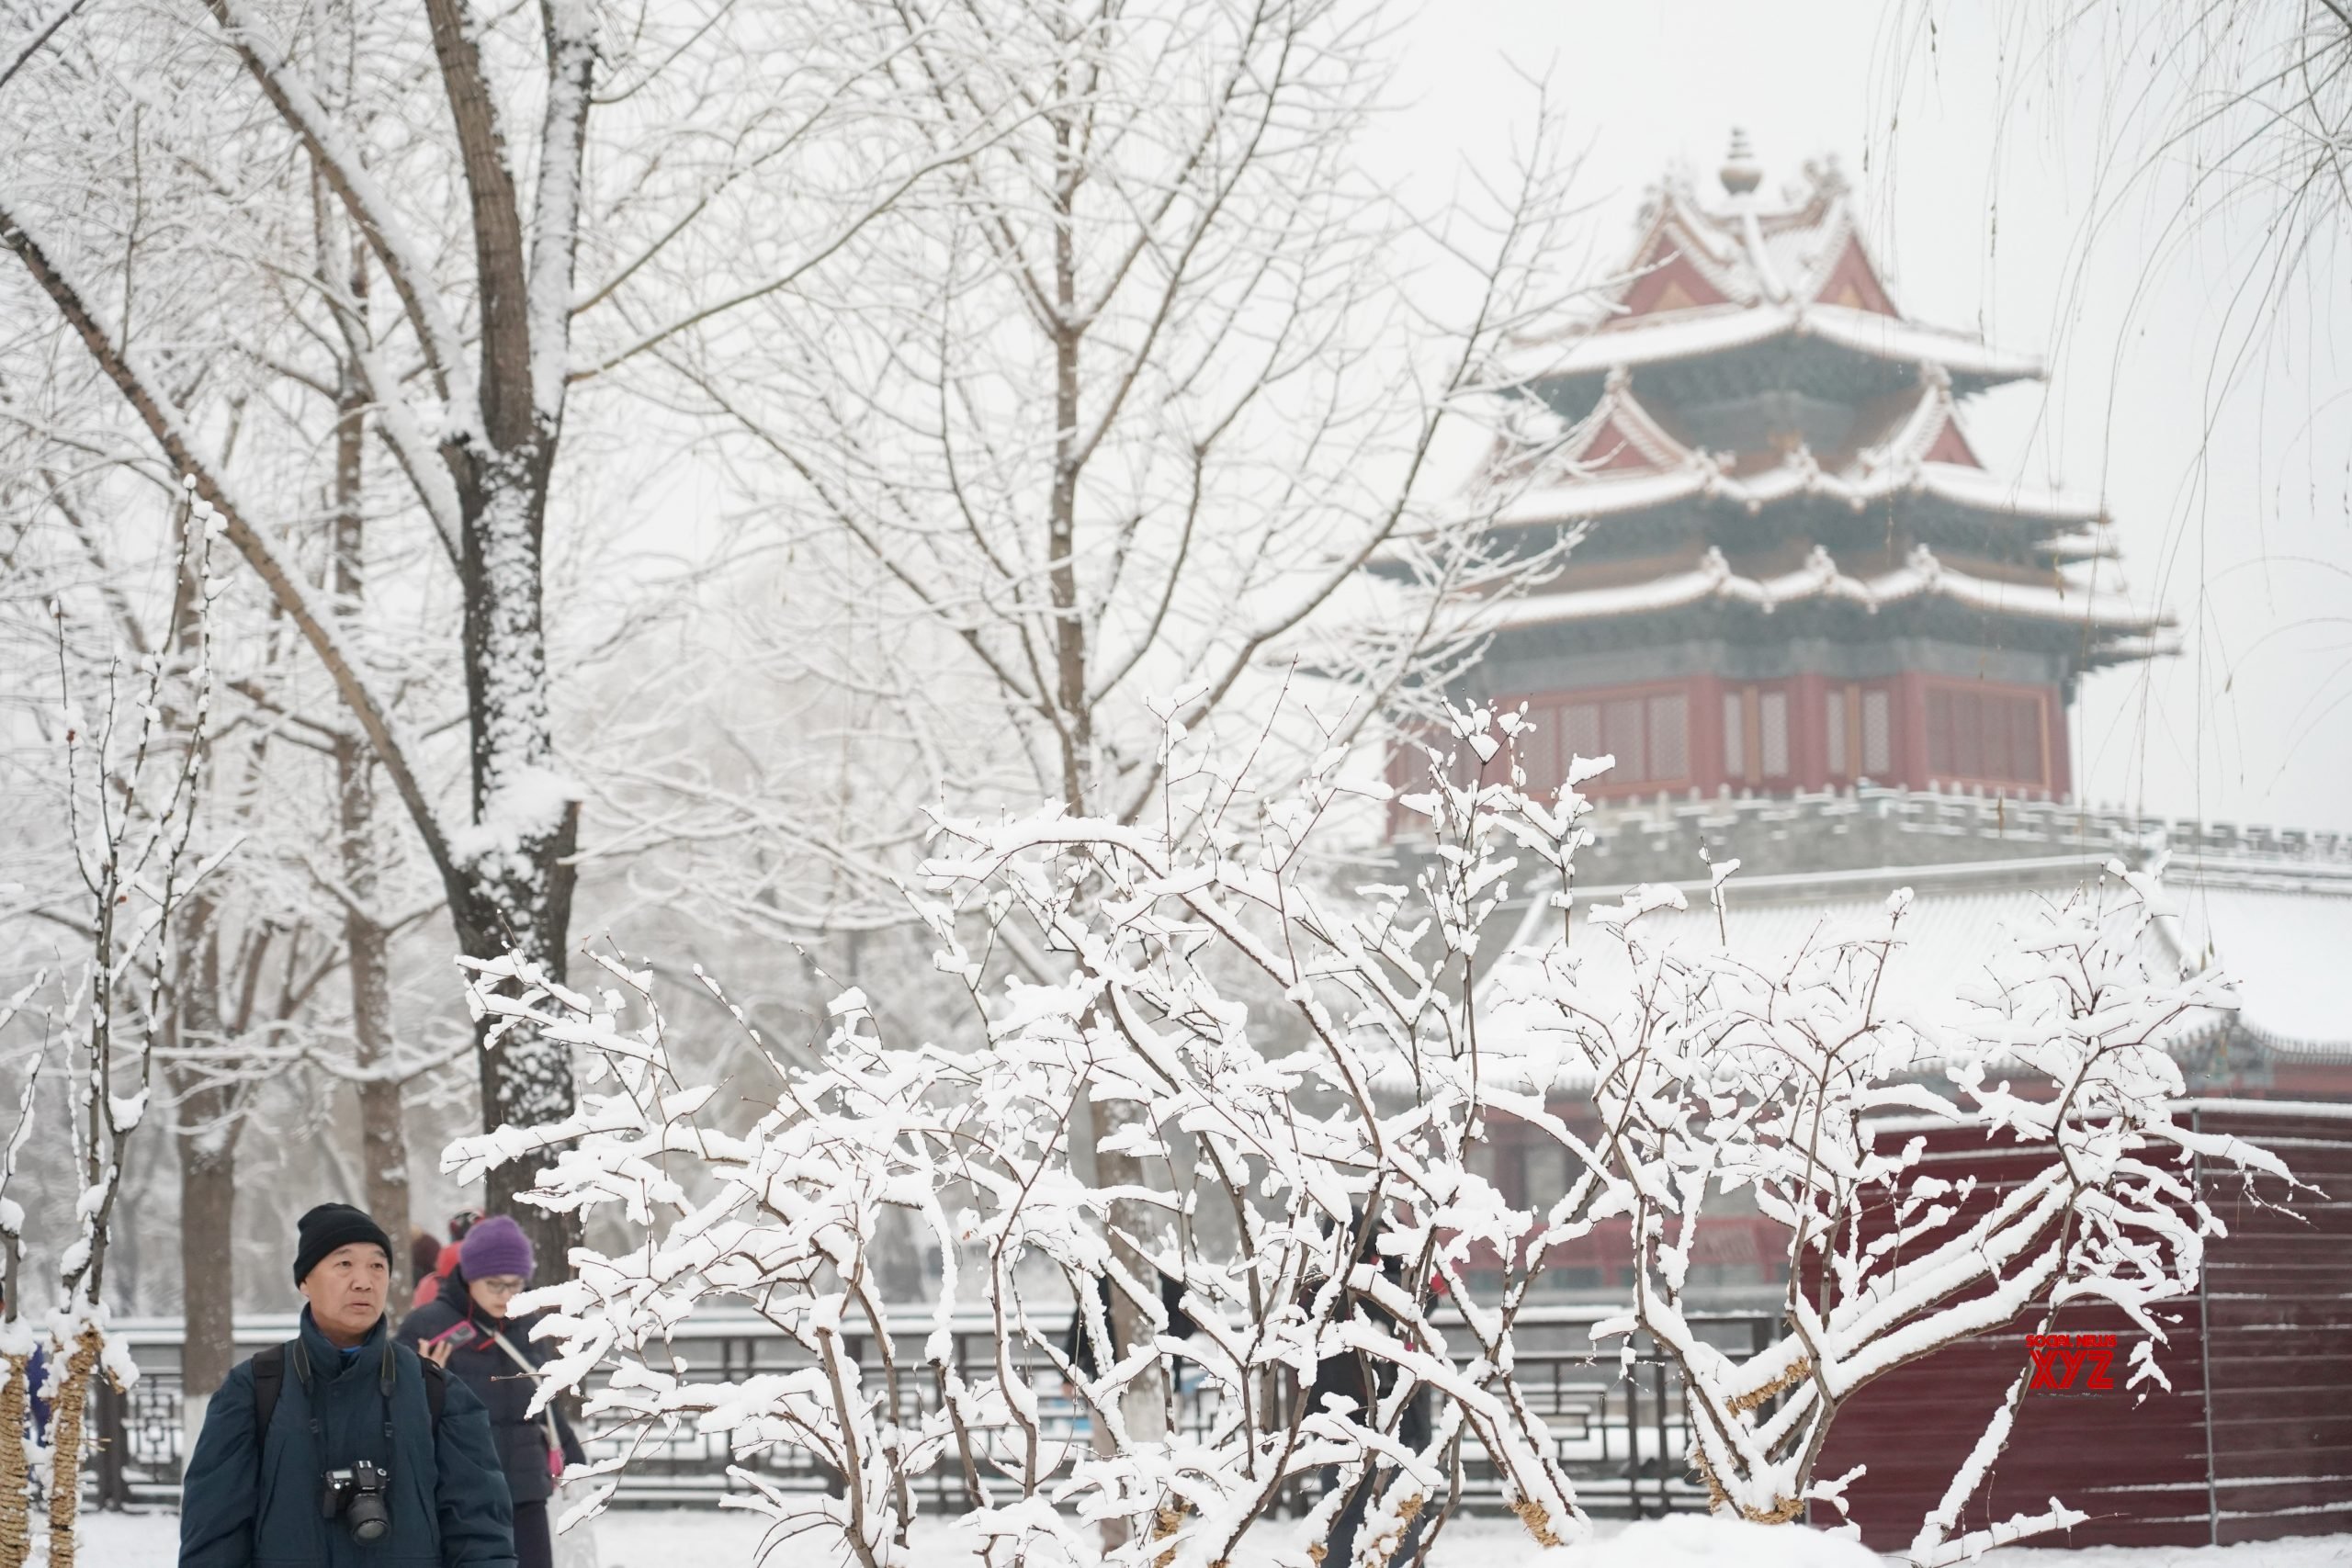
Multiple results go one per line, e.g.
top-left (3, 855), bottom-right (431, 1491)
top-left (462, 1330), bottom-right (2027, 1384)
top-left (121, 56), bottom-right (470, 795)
top-left (1688, 674), bottom-right (1726, 795)
top-left (1896, 671), bottom-right (1931, 790)
top-left (2047, 687), bottom-right (2073, 802)
top-left (1792, 672), bottom-right (1830, 791)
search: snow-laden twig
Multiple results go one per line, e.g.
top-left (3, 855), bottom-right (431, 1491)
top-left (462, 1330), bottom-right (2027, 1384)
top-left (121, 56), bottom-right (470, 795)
top-left (452, 700), bottom-right (2280, 1565)
top-left (26, 486), bottom-right (221, 1568)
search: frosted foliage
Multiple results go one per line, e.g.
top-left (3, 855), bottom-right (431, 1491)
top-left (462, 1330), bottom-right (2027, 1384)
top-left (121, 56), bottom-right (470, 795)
top-left (449, 706), bottom-right (2285, 1567)
top-left (0, 491), bottom-right (221, 1566)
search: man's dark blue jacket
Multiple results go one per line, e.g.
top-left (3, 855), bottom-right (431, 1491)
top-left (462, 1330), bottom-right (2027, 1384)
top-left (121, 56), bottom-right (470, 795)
top-left (179, 1307), bottom-right (516, 1568)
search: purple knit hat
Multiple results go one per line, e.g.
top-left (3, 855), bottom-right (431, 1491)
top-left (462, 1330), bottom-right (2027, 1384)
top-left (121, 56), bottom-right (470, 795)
top-left (458, 1214), bottom-right (535, 1282)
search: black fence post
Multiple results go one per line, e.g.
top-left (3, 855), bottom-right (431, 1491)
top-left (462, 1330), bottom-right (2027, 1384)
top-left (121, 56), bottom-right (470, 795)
top-left (92, 1373), bottom-right (132, 1510)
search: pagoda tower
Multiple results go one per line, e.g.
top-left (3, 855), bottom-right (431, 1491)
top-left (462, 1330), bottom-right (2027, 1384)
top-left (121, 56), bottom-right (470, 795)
top-left (1456, 139), bottom-right (2165, 820)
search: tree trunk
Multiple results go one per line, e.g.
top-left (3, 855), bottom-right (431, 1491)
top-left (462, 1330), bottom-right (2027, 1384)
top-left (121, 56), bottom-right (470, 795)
top-left (177, 1103), bottom-right (237, 1472)
top-left (161, 500), bottom-right (247, 1434)
top-left (332, 349), bottom-right (412, 1248)
top-left (452, 466), bottom-right (582, 1271)
top-left (349, 912), bottom-right (410, 1247)
top-left (0, 1355), bottom-right (27, 1568)
top-left (43, 1328), bottom-right (100, 1568)
top-left (421, 0), bottom-right (585, 1266)
top-left (171, 914), bottom-right (241, 1404)
top-left (177, 1130), bottom-right (238, 1399)
top-left (1098, 1144), bottom-right (1170, 1445)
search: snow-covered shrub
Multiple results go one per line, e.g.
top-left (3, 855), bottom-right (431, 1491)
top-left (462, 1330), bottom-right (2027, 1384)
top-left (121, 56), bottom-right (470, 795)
top-left (450, 705), bottom-right (2285, 1567)
top-left (451, 706), bottom-right (1585, 1567)
top-left (1428, 707), bottom-right (2291, 1562)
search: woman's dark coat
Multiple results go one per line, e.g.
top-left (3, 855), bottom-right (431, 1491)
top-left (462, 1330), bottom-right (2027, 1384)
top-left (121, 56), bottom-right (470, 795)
top-left (178, 1307), bottom-right (515, 1568)
top-left (394, 1268), bottom-right (587, 1507)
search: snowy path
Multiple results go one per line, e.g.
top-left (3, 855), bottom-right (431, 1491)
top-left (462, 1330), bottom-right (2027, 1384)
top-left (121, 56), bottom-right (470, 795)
top-left (61, 1508), bottom-right (2352, 1567)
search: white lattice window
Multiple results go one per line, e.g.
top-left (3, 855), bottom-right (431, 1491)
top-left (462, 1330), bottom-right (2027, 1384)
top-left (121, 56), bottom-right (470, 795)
top-left (1759, 690), bottom-right (1790, 777)
top-left (1646, 693), bottom-right (1688, 780)
top-left (1861, 688), bottom-right (1892, 776)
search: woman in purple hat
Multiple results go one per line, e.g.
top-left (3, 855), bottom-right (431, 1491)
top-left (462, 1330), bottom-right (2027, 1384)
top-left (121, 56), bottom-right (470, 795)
top-left (395, 1214), bottom-right (586, 1568)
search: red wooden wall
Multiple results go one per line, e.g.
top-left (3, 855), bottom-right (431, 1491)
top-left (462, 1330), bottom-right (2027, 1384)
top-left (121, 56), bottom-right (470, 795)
top-left (1397, 673), bottom-right (2074, 815)
top-left (1814, 1104), bottom-right (2352, 1550)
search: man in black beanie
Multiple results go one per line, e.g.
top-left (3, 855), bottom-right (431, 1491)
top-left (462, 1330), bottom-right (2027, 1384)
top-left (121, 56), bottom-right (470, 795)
top-left (179, 1203), bottom-right (517, 1567)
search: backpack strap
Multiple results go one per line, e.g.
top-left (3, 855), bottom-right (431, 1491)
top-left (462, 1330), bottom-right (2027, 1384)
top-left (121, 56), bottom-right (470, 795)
top-left (419, 1356), bottom-right (447, 1424)
top-left (252, 1337), bottom-right (446, 1446)
top-left (387, 1334), bottom-right (450, 1426)
top-left (250, 1342), bottom-right (288, 1443)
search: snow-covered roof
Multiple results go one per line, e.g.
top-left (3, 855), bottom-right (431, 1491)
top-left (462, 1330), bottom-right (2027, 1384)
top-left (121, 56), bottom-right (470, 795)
top-left (1509, 301), bottom-right (2042, 389)
top-left (1509, 158), bottom-right (2041, 390)
top-left (2166, 884), bottom-right (2352, 1055)
top-left (1642, 161), bottom-right (1862, 310)
top-left (1496, 374), bottom-right (2104, 532)
top-left (1463, 852), bottom-right (2352, 1090)
top-left (1479, 541), bottom-right (2165, 644)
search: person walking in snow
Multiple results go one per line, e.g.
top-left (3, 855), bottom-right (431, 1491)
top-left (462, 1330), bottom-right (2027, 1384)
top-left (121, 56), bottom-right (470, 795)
top-left (396, 1214), bottom-right (586, 1568)
top-left (179, 1202), bottom-right (516, 1568)
top-left (414, 1208), bottom-right (484, 1311)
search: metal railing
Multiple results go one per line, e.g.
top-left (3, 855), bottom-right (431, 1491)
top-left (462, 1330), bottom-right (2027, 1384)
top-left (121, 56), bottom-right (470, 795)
top-left (93, 1304), bottom-right (1779, 1517)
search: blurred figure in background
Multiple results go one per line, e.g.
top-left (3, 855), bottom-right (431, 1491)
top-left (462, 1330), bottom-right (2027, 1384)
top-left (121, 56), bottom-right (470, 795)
top-left (413, 1208), bottom-right (483, 1311)
top-left (397, 1214), bottom-right (584, 1568)
top-left (410, 1227), bottom-right (441, 1303)
top-left (0, 1286), bottom-right (47, 1443)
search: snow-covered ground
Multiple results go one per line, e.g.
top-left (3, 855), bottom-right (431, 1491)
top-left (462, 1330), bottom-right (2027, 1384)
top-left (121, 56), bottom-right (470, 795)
top-left (62, 1507), bottom-right (2352, 1566)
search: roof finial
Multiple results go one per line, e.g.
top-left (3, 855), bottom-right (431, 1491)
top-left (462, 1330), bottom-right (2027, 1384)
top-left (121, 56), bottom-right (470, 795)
top-left (1720, 127), bottom-right (1762, 197)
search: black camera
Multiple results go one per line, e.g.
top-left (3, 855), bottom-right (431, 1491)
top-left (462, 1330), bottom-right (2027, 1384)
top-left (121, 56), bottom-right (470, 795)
top-left (321, 1460), bottom-right (392, 1543)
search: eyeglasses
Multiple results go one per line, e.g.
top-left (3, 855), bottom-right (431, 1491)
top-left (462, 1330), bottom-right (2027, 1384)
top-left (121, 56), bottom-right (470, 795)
top-left (473, 1277), bottom-right (528, 1297)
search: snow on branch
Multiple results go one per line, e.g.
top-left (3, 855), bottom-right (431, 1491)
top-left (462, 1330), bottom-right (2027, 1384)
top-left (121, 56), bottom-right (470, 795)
top-left (449, 701), bottom-right (2283, 1565)
top-left (7, 486), bottom-right (226, 1568)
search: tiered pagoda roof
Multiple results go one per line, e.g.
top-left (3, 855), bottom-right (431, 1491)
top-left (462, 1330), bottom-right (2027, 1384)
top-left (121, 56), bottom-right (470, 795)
top-left (1510, 166), bottom-right (2043, 401)
top-left (1478, 147), bottom-right (2166, 673)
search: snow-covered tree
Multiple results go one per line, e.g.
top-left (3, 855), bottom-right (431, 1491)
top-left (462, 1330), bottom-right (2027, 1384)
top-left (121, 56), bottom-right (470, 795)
top-left (0, 243), bottom-right (435, 1402)
top-left (0, 0), bottom-right (949, 1269)
top-left (445, 702), bottom-right (2285, 1567)
top-left (0, 0), bottom-right (599, 1256)
top-left (638, 2), bottom-right (1589, 1494)
top-left (447, 715), bottom-right (1580, 1565)
top-left (0, 492), bottom-right (222, 1568)
top-left (645, 0), bottom-right (1586, 888)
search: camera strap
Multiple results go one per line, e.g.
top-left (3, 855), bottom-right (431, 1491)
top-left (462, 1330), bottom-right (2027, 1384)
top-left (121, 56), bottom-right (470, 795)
top-left (288, 1337), bottom-right (377, 1450)
top-left (253, 1335), bottom-right (444, 1466)
top-left (253, 1330), bottom-right (446, 1452)
top-left (301, 1336), bottom-right (398, 1529)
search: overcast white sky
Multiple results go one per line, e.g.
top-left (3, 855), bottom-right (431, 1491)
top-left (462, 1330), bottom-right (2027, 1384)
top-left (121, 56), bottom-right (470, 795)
top-left (1369, 1), bottom-right (2352, 833)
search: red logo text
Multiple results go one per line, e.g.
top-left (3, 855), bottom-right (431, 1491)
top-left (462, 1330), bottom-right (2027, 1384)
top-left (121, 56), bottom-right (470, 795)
top-left (2026, 1333), bottom-right (2118, 1394)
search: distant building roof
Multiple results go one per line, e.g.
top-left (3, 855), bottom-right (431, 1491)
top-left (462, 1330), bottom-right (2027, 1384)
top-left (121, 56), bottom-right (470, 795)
top-left (1479, 542), bottom-right (2165, 660)
top-left (1453, 795), bottom-right (2352, 1086)
top-left (1508, 154), bottom-right (2042, 400)
top-left (1490, 367), bottom-right (2108, 535)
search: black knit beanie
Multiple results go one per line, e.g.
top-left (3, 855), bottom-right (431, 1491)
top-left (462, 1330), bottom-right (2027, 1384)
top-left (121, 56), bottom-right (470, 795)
top-left (293, 1202), bottom-right (393, 1284)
